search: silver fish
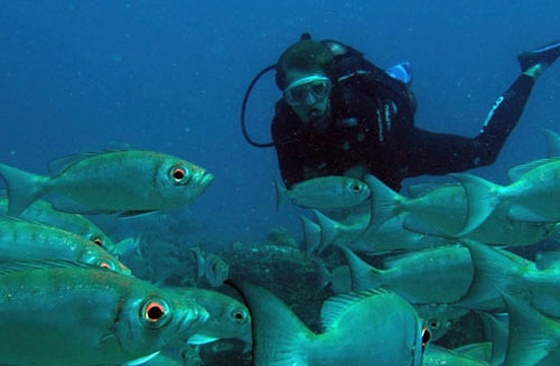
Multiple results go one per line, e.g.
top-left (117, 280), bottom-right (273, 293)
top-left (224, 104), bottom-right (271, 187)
top-left (174, 288), bottom-right (251, 346)
top-left (0, 197), bottom-right (117, 253)
top-left (0, 217), bottom-right (130, 275)
top-left (0, 261), bottom-right (209, 366)
top-left (275, 175), bottom-right (371, 210)
top-left (315, 209), bottom-right (452, 255)
top-left (340, 244), bottom-right (474, 303)
top-left (191, 247), bottom-right (230, 287)
top-left (365, 174), bottom-right (558, 247)
top-left (0, 150), bottom-right (214, 216)
top-left (452, 157), bottom-right (560, 234)
top-left (230, 280), bottom-right (428, 366)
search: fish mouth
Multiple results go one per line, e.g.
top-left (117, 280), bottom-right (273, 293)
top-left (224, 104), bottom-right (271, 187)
top-left (199, 172), bottom-right (215, 188)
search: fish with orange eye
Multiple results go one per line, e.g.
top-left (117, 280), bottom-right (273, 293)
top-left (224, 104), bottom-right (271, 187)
top-left (0, 217), bottom-right (130, 275)
top-left (0, 198), bottom-right (118, 253)
top-left (0, 149), bottom-right (214, 217)
top-left (0, 260), bottom-right (209, 366)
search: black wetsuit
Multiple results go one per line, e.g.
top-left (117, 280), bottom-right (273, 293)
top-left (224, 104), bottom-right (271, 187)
top-left (272, 42), bottom-right (535, 191)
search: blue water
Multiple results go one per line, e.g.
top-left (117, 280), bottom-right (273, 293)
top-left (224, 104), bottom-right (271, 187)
top-left (1, 1), bottom-right (559, 245)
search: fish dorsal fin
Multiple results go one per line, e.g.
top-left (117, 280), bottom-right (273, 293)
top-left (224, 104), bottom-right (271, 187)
top-left (0, 259), bottom-right (96, 275)
top-left (320, 289), bottom-right (384, 331)
top-left (47, 146), bottom-right (135, 175)
top-left (48, 152), bottom-right (101, 175)
top-left (507, 158), bottom-right (559, 182)
top-left (543, 129), bottom-right (560, 158)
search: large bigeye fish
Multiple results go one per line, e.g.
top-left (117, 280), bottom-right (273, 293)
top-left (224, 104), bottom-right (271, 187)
top-left (0, 217), bottom-right (130, 275)
top-left (0, 261), bottom-right (209, 366)
top-left (0, 198), bottom-right (117, 253)
top-left (0, 150), bottom-right (214, 217)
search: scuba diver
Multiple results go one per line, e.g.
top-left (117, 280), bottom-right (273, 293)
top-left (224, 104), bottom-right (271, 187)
top-left (241, 33), bottom-right (560, 191)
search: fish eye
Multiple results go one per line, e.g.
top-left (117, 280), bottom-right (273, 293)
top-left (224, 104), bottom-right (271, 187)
top-left (99, 262), bottom-right (112, 269)
top-left (231, 309), bottom-right (248, 323)
top-left (97, 260), bottom-right (116, 271)
top-left (141, 298), bottom-right (171, 328)
top-left (429, 320), bottom-right (439, 329)
top-left (81, 254), bottom-right (116, 271)
top-left (169, 165), bottom-right (192, 185)
top-left (92, 236), bottom-right (104, 247)
top-left (421, 326), bottom-right (431, 348)
top-left (351, 183), bottom-right (362, 192)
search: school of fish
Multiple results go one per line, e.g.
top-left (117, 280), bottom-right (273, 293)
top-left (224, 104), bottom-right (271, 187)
top-left (279, 129), bottom-right (560, 365)
top-left (0, 150), bottom-right (254, 366)
top-left (4, 129), bottom-right (560, 365)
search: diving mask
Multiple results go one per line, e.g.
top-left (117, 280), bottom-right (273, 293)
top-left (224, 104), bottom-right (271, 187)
top-left (283, 75), bottom-right (332, 106)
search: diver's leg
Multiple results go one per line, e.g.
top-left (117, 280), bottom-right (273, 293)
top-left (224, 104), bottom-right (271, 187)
top-left (480, 38), bottom-right (560, 138)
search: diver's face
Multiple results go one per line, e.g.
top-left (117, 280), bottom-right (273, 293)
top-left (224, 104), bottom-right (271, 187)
top-left (283, 73), bottom-right (332, 126)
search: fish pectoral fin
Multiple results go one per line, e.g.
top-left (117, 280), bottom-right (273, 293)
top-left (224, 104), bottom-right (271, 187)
top-left (115, 210), bottom-right (158, 218)
top-left (188, 333), bottom-right (220, 345)
top-left (118, 351), bottom-right (161, 366)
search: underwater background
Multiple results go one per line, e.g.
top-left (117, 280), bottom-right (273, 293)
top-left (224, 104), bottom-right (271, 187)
top-left (1, 2), bottom-right (560, 365)
top-left (1, 1), bottom-right (559, 245)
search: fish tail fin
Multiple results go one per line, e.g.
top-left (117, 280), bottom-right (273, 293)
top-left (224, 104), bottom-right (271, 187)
top-left (542, 128), bottom-right (560, 158)
top-left (459, 240), bottom-right (521, 307)
top-left (274, 178), bottom-right (288, 212)
top-left (227, 280), bottom-right (312, 365)
top-left (340, 245), bottom-right (383, 291)
top-left (450, 173), bottom-right (503, 235)
top-left (364, 174), bottom-right (406, 229)
top-left (312, 209), bottom-right (342, 253)
top-left (312, 258), bottom-right (332, 293)
top-left (0, 163), bottom-right (49, 216)
top-left (501, 292), bottom-right (553, 366)
top-left (189, 247), bottom-right (206, 279)
top-left (300, 215), bottom-right (322, 257)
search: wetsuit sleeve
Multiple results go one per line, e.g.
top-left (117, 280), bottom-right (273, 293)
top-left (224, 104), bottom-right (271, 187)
top-left (401, 74), bottom-right (536, 177)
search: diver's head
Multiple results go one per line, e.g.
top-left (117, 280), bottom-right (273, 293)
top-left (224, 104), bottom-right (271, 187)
top-left (276, 39), bottom-right (335, 125)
